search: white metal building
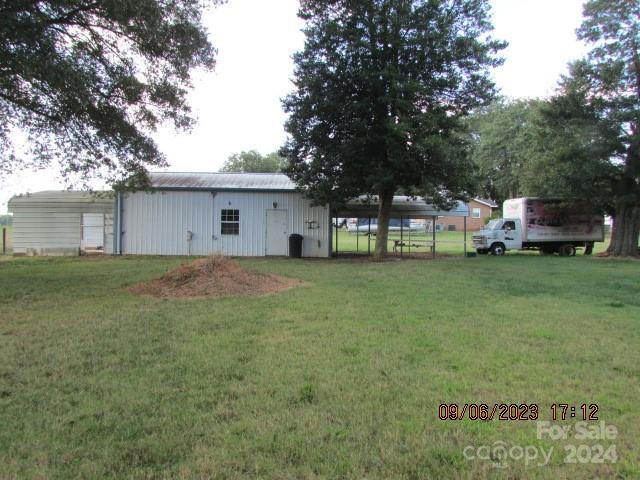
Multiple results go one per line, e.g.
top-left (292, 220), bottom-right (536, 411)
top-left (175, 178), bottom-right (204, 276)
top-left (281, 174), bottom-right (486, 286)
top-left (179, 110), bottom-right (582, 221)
top-left (116, 173), bottom-right (332, 257)
top-left (8, 173), bottom-right (472, 258)
top-left (7, 191), bottom-right (115, 256)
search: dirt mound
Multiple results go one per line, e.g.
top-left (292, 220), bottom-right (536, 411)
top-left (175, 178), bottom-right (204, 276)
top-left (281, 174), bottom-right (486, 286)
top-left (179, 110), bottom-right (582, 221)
top-left (127, 256), bottom-right (302, 299)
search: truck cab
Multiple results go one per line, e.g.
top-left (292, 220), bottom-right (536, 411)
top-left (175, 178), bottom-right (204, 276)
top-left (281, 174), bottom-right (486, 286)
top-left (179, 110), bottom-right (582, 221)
top-left (472, 218), bottom-right (522, 255)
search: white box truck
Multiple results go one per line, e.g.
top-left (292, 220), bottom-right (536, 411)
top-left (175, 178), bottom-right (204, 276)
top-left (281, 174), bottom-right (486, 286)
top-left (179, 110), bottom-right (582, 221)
top-left (472, 198), bottom-right (605, 256)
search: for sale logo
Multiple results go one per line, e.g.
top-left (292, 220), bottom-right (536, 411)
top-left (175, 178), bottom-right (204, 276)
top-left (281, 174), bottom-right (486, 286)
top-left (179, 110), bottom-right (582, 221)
top-left (463, 441), bottom-right (552, 469)
top-left (537, 420), bottom-right (618, 465)
top-left (463, 421), bottom-right (619, 468)
top-left (536, 420), bottom-right (618, 441)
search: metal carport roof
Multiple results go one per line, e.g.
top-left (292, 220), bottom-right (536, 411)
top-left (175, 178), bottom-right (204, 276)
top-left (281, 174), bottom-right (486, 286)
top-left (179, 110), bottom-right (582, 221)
top-left (147, 173), bottom-right (470, 219)
top-left (336, 195), bottom-right (469, 218)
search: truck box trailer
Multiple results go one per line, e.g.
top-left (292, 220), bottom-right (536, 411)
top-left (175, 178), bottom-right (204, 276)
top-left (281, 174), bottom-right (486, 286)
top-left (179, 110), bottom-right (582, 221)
top-left (472, 198), bottom-right (605, 256)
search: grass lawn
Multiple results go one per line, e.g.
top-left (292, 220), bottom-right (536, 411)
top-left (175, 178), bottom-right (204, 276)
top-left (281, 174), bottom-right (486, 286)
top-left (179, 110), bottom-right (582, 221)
top-left (0, 254), bottom-right (638, 478)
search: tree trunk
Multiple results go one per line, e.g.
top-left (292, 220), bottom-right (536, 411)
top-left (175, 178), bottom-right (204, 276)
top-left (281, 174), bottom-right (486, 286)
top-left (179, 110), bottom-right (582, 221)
top-left (605, 214), bottom-right (616, 254)
top-left (606, 119), bottom-right (640, 257)
top-left (606, 203), bottom-right (640, 257)
top-left (373, 188), bottom-right (395, 260)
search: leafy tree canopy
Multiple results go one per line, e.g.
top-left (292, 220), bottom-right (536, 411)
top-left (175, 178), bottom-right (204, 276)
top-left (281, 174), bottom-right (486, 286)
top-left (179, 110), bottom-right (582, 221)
top-left (282, 0), bottom-right (505, 257)
top-left (468, 94), bottom-right (622, 214)
top-left (543, 0), bottom-right (640, 255)
top-left (468, 99), bottom-right (544, 206)
top-left (521, 71), bottom-right (623, 216)
top-left (0, 0), bottom-right (220, 186)
top-left (219, 150), bottom-right (285, 173)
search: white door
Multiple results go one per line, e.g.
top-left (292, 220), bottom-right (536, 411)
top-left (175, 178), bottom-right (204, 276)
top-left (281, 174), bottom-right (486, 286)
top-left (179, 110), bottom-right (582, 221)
top-left (502, 219), bottom-right (522, 250)
top-left (81, 213), bottom-right (105, 249)
top-left (266, 210), bottom-right (288, 255)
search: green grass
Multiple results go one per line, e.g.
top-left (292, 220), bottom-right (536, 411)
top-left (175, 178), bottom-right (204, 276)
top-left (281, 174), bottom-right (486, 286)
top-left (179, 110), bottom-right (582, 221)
top-left (334, 229), bottom-right (468, 254)
top-left (0, 254), bottom-right (638, 478)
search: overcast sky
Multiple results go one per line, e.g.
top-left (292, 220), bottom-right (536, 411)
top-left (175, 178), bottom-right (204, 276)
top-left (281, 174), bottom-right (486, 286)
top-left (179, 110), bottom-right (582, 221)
top-left (0, 0), bottom-right (588, 214)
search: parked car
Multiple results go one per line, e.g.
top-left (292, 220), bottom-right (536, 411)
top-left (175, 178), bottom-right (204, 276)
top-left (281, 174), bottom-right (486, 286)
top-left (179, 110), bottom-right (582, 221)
top-left (347, 217), bottom-right (425, 234)
top-left (409, 219), bottom-right (428, 232)
top-left (346, 218), bottom-right (358, 231)
top-left (332, 218), bottom-right (347, 228)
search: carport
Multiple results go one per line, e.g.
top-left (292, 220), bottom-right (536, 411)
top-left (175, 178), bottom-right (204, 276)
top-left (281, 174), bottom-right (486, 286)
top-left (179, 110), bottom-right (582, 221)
top-left (333, 195), bottom-right (470, 257)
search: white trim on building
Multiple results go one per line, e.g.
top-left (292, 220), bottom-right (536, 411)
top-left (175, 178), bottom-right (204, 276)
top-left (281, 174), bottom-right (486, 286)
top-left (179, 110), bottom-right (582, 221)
top-left (473, 198), bottom-right (499, 208)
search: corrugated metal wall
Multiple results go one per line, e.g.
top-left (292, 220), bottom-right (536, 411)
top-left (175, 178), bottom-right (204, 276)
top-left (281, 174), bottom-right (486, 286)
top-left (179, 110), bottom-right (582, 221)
top-left (104, 213), bottom-right (114, 254)
top-left (9, 193), bottom-right (115, 256)
top-left (12, 211), bottom-right (82, 254)
top-left (121, 190), bottom-right (330, 257)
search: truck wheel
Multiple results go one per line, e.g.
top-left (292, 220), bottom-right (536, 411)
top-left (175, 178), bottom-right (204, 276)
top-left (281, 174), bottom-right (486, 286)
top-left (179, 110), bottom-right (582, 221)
top-left (559, 244), bottom-right (576, 257)
top-left (490, 243), bottom-right (506, 256)
top-left (584, 244), bottom-right (594, 255)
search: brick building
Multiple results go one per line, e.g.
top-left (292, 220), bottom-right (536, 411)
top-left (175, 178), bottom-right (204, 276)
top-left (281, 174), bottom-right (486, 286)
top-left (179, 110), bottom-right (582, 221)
top-left (438, 198), bottom-right (498, 231)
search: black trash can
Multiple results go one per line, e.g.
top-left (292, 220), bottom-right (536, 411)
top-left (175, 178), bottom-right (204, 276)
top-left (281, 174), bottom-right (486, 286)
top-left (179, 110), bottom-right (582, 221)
top-left (289, 234), bottom-right (303, 258)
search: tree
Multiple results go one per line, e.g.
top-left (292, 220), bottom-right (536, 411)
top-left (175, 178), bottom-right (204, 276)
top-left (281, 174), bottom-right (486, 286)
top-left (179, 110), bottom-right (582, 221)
top-left (220, 150), bottom-right (285, 173)
top-left (565, 0), bottom-right (640, 256)
top-left (0, 0), bottom-right (220, 186)
top-left (520, 69), bottom-right (623, 218)
top-left (468, 99), bottom-right (545, 206)
top-left (281, 0), bottom-right (505, 258)
top-left (468, 93), bottom-right (621, 216)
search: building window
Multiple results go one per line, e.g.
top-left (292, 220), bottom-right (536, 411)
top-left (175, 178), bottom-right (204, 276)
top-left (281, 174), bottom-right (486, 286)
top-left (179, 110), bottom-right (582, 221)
top-left (472, 207), bottom-right (481, 218)
top-left (221, 209), bottom-right (239, 235)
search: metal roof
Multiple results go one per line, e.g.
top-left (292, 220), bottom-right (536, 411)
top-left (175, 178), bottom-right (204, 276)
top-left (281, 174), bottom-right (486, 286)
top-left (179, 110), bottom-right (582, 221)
top-left (8, 190), bottom-right (114, 208)
top-left (148, 172), bottom-right (296, 191)
top-left (337, 195), bottom-right (469, 218)
top-left (473, 197), bottom-right (499, 208)
top-left (147, 174), bottom-right (470, 217)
